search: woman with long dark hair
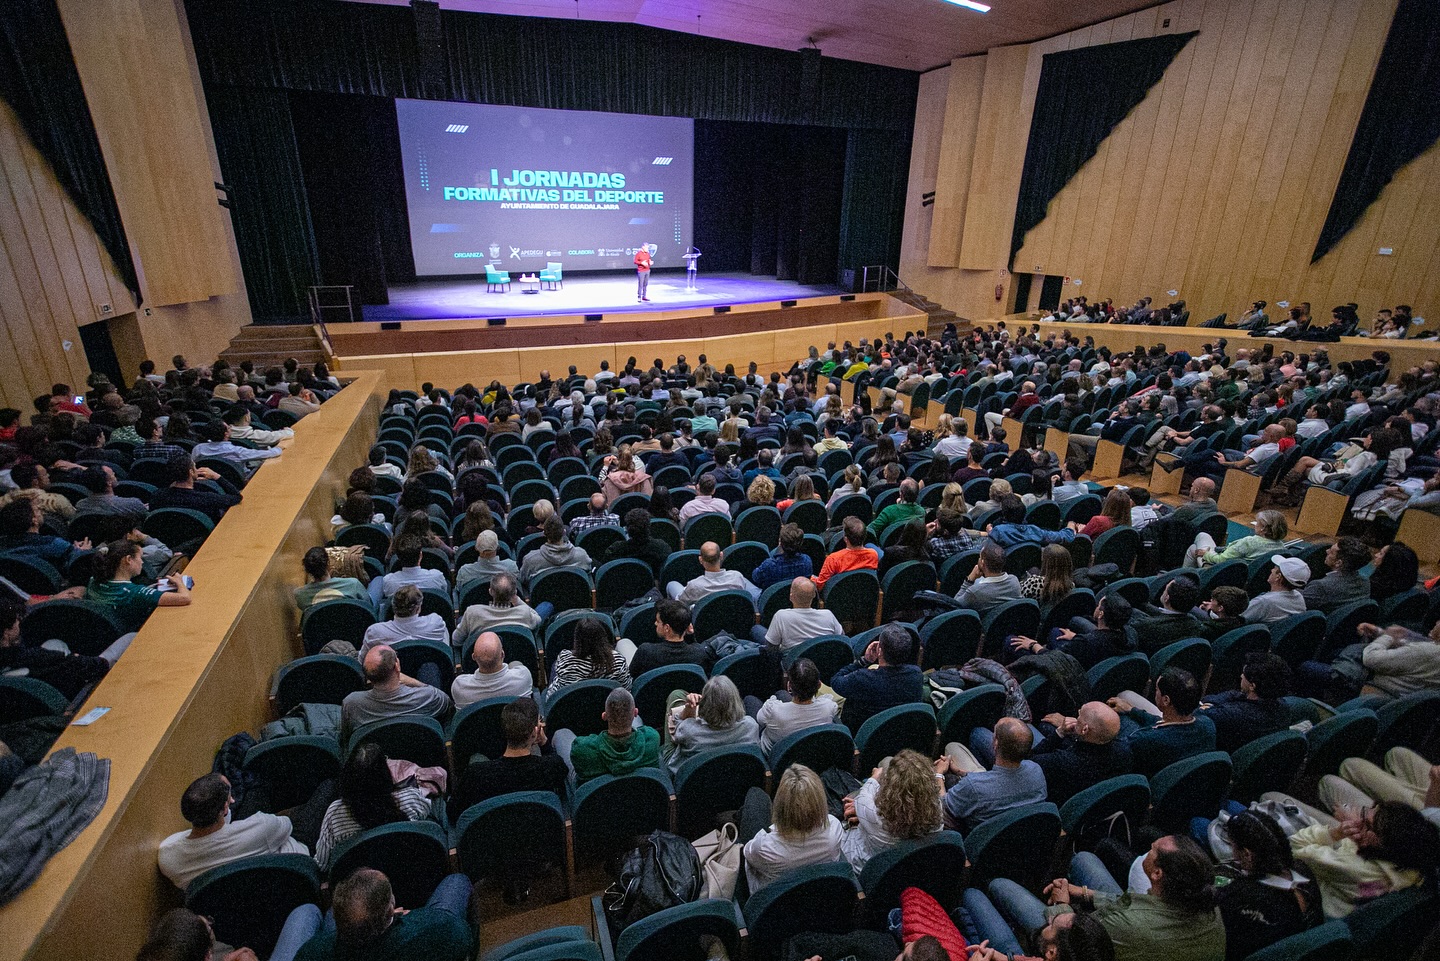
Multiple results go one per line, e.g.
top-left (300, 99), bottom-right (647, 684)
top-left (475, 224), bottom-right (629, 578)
top-left (1215, 810), bottom-right (1321, 960)
top-left (313, 742), bottom-right (430, 870)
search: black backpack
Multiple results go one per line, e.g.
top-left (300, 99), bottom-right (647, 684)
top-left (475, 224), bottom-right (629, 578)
top-left (602, 830), bottom-right (701, 939)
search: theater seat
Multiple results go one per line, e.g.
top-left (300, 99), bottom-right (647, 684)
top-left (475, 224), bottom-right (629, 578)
top-left (328, 821), bottom-right (450, 909)
top-left (742, 862), bottom-right (859, 959)
top-left (456, 790), bottom-right (570, 899)
top-left (186, 854), bottom-right (321, 958)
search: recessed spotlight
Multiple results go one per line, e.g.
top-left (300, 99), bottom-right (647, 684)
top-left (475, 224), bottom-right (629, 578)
top-left (943, 0), bottom-right (991, 10)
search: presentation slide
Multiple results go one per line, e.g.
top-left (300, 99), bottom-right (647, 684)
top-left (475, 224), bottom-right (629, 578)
top-left (396, 99), bottom-right (694, 277)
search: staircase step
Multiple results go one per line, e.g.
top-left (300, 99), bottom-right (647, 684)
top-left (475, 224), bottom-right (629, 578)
top-left (219, 323), bottom-right (330, 373)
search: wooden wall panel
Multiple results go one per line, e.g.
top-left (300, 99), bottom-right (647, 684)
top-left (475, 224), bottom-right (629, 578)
top-left (926, 58), bottom-right (986, 267)
top-left (55, 0), bottom-right (237, 308)
top-left (957, 44), bottom-right (1032, 270)
top-left (0, 100), bottom-right (135, 411)
top-left (902, 0), bottom-right (1437, 329)
top-left (1019, 0), bottom-right (1419, 322)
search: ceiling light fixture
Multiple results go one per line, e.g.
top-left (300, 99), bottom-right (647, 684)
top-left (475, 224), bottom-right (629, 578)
top-left (943, 0), bottom-right (992, 11)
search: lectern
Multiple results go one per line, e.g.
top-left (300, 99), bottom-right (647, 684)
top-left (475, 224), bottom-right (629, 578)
top-left (683, 247), bottom-right (702, 290)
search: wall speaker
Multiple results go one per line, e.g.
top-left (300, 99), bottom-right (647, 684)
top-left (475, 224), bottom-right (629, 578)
top-left (487, 317), bottom-right (507, 326)
top-left (714, 306), bottom-right (731, 314)
top-left (780, 300), bottom-right (797, 308)
top-left (380, 321), bottom-right (401, 331)
top-left (840, 294), bottom-right (856, 302)
top-left (585, 313), bottom-right (603, 322)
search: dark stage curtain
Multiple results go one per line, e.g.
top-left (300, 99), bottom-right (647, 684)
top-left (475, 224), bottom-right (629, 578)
top-left (1313, 0), bottom-right (1440, 262)
top-left (0, 0), bottom-right (139, 300)
top-left (840, 131), bottom-right (912, 282)
top-left (187, 0), bottom-right (917, 133)
top-left (290, 93), bottom-right (415, 301)
top-left (1009, 32), bottom-right (1198, 267)
top-left (694, 122), bottom-right (846, 286)
top-left (185, 0), bottom-right (918, 300)
top-left (204, 87), bottom-right (321, 322)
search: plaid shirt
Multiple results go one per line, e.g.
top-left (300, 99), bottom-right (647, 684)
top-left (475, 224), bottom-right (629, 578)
top-left (927, 529), bottom-right (979, 561)
top-left (567, 511), bottom-right (620, 539)
top-left (132, 442), bottom-right (187, 463)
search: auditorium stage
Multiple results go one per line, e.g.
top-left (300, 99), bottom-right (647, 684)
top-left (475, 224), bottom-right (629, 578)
top-left (365, 270), bottom-right (841, 322)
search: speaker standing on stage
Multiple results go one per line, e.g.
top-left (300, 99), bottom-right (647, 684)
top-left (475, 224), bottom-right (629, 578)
top-left (634, 244), bottom-right (653, 302)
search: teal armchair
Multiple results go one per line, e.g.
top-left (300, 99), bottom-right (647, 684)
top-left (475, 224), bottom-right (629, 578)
top-left (539, 262), bottom-right (563, 290)
top-left (485, 263), bottom-right (511, 293)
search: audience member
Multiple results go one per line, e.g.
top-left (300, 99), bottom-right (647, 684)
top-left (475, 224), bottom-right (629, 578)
top-left (157, 773), bottom-right (307, 890)
top-left (451, 630), bottom-right (534, 708)
top-left (830, 624), bottom-right (923, 733)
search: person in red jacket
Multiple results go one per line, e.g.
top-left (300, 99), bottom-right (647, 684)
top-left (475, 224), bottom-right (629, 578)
top-left (634, 244), bottom-right (653, 302)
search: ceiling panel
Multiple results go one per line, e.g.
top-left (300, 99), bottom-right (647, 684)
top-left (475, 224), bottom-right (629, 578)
top-left (344, 0), bottom-right (1167, 70)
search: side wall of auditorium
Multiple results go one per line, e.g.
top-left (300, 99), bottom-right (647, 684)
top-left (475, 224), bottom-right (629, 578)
top-left (901, 0), bottom-right (1440, 328)
top-left (0, 0), bottom-right (251, 409)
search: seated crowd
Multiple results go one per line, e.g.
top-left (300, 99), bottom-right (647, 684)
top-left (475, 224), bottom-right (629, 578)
top-left (134, 332), bottom-right (1440, 961)
top-left (0, 355), bottom-right (333, 794)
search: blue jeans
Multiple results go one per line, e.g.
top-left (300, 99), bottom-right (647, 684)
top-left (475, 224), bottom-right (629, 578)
top-left (987, 878), bottom-right (1048, 938)
top-left (533, 601), bottom-right (555, 622)
top-left (1069, 852), bottom-right (1123, 894)
top-left (426, 873), bottom-right (474, 921)
top-left (956, 888), bottom-right (1026, 957)
top-left (268, 904), bottom-right (323, 961)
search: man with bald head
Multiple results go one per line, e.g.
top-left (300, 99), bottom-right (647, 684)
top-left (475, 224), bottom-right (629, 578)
top-left (451, 631), bottom-right (533, 709)
top-left (667, 540), bottom-right (760, 605)
top-left (984, 380), bottom-right (1040, 434)
top-left (339, 644), bottom-right (452, 745)
top-left (938, 716), bottom-right (1048, 834)
top-left (566, 491), bottom-right (619, 540)
top-left (1021, 701), bottom-right (1132, 806)
top-left (292, 867), bottom-right (473, 961)
top-left (762, 577), bottom-right (842, 650)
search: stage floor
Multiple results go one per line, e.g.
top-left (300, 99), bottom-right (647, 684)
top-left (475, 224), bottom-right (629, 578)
top-left (364, 270), bottom-right (840, 321)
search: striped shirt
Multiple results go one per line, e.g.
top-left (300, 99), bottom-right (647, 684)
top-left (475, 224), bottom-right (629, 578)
top-left (544, 650), bottom-right (632, 696)
top-left (314, 787), bottom-right (432, 869)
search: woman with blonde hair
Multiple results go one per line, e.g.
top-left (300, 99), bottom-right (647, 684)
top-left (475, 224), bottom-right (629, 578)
top-left (664, 675), bottom-right (759, 776)
top-left (817, 394), bottom-right (844, 428)
top-left (744, 474), bottom-right (776, 511)
top-left (827, 464), bottom-right (865, 508)
top-left (740, 763), bottom-right (845, 891)
top-left (937, 481), bottom-right (967, 517)
top-left (1020, 543), bottom-right (1075, 616)
top-left (840, 749), bottom-right (943, 872)
top-left (719, 414), bottom-right (743, 443)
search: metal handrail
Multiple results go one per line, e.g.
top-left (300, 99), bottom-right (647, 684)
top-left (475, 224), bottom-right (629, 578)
top-left (859, 265), bottom-right (911, 294)
top-left (308, 285), bottom-right (355, 358)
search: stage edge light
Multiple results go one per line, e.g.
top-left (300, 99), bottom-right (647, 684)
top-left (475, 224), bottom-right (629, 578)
top-left (943, 0), bottom-right (991, 11)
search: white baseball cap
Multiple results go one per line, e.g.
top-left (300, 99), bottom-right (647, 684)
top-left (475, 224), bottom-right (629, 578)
top-left (1270, 555), bottom-right (1310, 586)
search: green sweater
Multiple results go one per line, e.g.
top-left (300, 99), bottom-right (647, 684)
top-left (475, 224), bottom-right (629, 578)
top-left (869, 501), bottom-right (925, 536)
top-left (570, 726), bottom-right (661, 784)
top-left (1049, 892), bottom-right (1225, 961)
